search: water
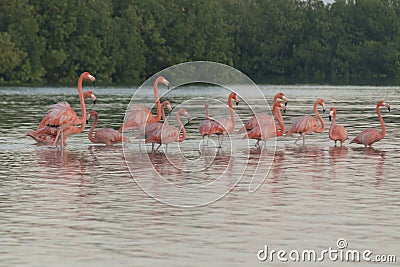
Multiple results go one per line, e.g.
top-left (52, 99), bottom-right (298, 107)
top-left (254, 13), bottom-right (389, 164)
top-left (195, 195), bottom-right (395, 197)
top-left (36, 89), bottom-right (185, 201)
top-left (0, 85), bottom-right (399, 266)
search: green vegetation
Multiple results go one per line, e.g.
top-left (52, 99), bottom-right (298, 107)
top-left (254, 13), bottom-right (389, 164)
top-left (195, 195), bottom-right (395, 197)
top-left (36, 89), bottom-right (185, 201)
top-left (1, 0), bottom-right (400, 85)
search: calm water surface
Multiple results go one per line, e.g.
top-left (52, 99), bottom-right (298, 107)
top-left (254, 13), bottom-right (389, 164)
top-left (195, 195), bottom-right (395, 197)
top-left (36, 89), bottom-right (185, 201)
top-left (0, 85), bottom-right (399, 266)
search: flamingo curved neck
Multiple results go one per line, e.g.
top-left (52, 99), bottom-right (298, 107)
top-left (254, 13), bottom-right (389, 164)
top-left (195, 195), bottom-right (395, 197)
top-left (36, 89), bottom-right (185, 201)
top-left (78, 74), bottom-right (86, 124)
top-left (88, 114), bottom-right (98, 142)
top-left (228, 95), bottom-right (235, 132)
top-left (205, 104), bottom-right (209, 119)
top-left (273, 105), bottom-right (285, 137)
top-left (151, 79), bottom-right (162, 123)
top-left (314, 102), bottom-right (325, 133)
top-left (377, 105), bottom-right (386, 139)
top-left (329, 113), bottom-right (336, 138)
top-left (161, 102), bottom-right (168, 123)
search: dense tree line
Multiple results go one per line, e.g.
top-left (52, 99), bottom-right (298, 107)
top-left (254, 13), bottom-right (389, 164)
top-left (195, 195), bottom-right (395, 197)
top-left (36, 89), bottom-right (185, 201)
top-left (1, 0), bottom-right (400, 85)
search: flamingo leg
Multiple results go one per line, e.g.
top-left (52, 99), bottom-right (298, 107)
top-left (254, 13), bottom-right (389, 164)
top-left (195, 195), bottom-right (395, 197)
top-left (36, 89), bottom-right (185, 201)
top-left (155, 144), bottom-right (162, 152)
top-left (302, 134), bottom-right (306, 146)
top-left (294, 134), bottom-right (302, 144)
top-left (151, 142), bottom-right (155, 152)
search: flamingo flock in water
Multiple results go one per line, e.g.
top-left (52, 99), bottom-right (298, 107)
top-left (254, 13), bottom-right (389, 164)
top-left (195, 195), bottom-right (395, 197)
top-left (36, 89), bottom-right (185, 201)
top-left (26, 72), bottom-right (392, 151)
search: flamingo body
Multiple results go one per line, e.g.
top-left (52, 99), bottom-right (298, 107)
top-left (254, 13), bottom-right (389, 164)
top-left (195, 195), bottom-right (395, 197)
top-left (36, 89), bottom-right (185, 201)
top-left (145, 108), bottom-right (190, 153)
top-left (329, 108), bottom-right (348, 146)
top-left (87, 110), bottom-right (130, 145)
top-left (238, 92), bottom-right (287, 134)
top-left (37, 91), bottom-right (96, 128)
top-left (208, 92), bottom-right (239, 147)
top-left (242, 102), bottom-right (286, 148)
top-left (119, 77), bottom-right (169, 133)
top-left (350, 101), bottom-right (390, 147)
top-left (285, 98), bottom-right (326, 146)
top-left (26, 72), bottom-right (96, 147)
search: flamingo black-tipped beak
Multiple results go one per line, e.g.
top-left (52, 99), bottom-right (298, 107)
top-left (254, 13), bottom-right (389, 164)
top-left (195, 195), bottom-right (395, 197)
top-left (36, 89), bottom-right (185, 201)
top-left (283, 109), bottom-right (286, 114)
top-left (93, 80), bottom-right (96, 86)
top-left (236, 101), bottom-right (239, 106)
top-left (93, 99), bottom-right (96, 106)
top-left (284, 102), bottom-right (287, 106)
top-left (323, 109), bottom-right (326, 113)
top-left (329, 115), bottom-right (332, 121)
top-left (86, 119), bottom-right (89, 124)
top-left (388, 107), bottom-right (391, 112)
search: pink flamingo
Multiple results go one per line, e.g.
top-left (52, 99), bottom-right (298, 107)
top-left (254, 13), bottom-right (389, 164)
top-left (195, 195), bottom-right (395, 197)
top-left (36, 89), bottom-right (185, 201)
top-left (144, 100), bottom-right (172, 151)
top-left (238, 92), bottom-right (287, 134)
top-left (145, 108), bottom-right (190, 153)
top-left (208, 92), bottom-right (239, 147)
top-left (36, 90), bottom-right (96, 129)
top-left (26, 72), bottom-right (96, 146)
top-left (87, 110), bottom-right (131, 145)
top-left (118, 76), bottom-right (169, 133)
top-left (350, 101), bottom-right (390, 147)
top-left (242, 101), bottom-right (286, 149)
top-left (329, 107), bottom-right (348, 146)
top-left (285, 98), bottom-right (326, 146)
top-left (198, 102), bottom-right (213, 146)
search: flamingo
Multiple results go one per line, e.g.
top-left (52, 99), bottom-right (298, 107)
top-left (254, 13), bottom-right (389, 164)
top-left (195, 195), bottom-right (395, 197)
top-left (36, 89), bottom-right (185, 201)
top-left (36, 90), bottom-right (96, 129)
top-left (329, 107), bottom-right (348, 146)
top-left (242, 101), bottom-right (286, 149)
top-left (207, 92), bottom-right (239, 147)
top-left (144, 108), bottom-right (190, 153)
top-left (350, 101), bottom-right (390, 147)
top-left (285, 98), bottom-right (326, 146)
top-left (198, 102), bottom-right (213, 146)
top-left (87, 110), bottom-right (131, 145)
top-left (26, 72), bottom-right (96, 147)
top-left (144, 100), bottom-right (172, 152)
top-left (238, 92), bottom-right (287, 134)
top-left (118, 76), bottom-right (169, 134)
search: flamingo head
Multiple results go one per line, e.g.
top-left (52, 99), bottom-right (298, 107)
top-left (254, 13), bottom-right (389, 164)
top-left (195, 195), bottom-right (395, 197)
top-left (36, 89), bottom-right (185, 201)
top-left (378, 100), bottom-right (390, 112)
top-left (180, 109), bottom-right (191, 124)
top-left (329, 108), bottom-right (336, 122)
top-left (166, 101), bottom-right (172, 112)
top-left (230, 92), bottom-right (239, 106)
top-left (82, 72), bottom-right (96, 85)
top-left (84, 90), bottom-right (97, 106)
top-left (316, 99), bottom-right (326, 113)
top-left (274, 92), bottom-right (287, 106)
top-left (275, 102), bottom-right (286, 113)
top-left (280, 102), bottom-right (286, 113)
top-left (156, 76), bottom-right (170, 89)
top-left (86, 110), bottom-right (97, 123)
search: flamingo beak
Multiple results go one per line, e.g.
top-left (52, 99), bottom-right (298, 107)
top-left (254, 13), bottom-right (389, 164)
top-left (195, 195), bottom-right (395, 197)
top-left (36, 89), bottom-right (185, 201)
top-left (329, 115), bottom-right (332, 122)
top-left (93, 80), bottom-right (96, 86)
top-left (93, 99), bottom-right (96, 106)
top-left (236, 101), bottom-right (239, 106)
top-left (283, 96), bottom-right (287, 106)
top-left (388, 106), bottom-right (391, 112)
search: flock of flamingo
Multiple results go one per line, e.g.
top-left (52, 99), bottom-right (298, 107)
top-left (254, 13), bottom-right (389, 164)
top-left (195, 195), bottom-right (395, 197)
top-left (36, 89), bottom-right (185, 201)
top-left (26, 72), bottom-right (391, 152)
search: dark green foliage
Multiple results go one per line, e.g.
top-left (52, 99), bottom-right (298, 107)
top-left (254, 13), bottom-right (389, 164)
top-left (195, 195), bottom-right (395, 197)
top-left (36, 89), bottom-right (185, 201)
top-left (1, 0), bottom-right (400, 85)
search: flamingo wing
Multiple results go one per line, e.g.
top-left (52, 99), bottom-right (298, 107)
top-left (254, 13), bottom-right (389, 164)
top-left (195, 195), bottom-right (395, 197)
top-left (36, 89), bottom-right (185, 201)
top-left (239, 114), bottom-right (273, 133)
top-left (38, 101), bottom-right (80, 128)
top-left (331, 125), bottom-right (348, 142)
top-left (144, 122), bottom-right (162, 138)
top-left (351, 129), bottom-right (381, 146)
top-left (95, 128), bottom-right (124, 145)
top-left (160, 126), bottom-right (180, 144)
top-left (199, 119), bottom-right (213, 136)
top-left (288, 115), bottom-right (318, 135)
top-left (209, 117), bottom-right (233, 135)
